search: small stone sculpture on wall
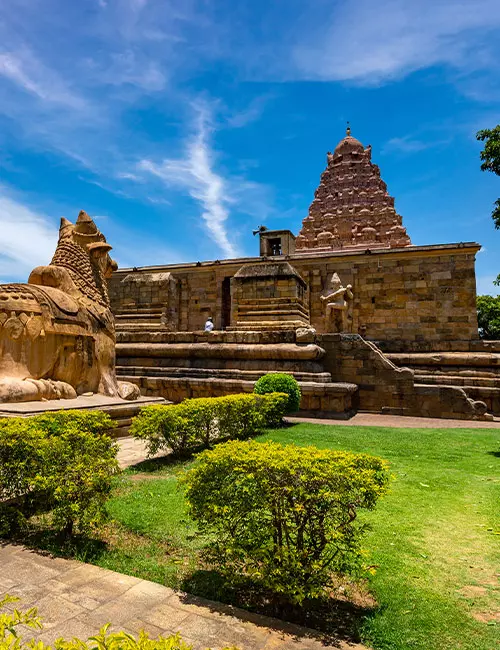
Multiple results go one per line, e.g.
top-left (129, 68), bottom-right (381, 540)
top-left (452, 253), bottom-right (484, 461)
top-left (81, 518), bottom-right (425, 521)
top-left (0, 211), bottom-right (140, 403)
top-left (321, 273), bottom-right (354, 332)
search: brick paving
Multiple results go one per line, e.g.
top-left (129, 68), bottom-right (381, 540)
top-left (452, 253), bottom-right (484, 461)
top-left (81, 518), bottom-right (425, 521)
top-left (0, 544), bottom-right (365, 649)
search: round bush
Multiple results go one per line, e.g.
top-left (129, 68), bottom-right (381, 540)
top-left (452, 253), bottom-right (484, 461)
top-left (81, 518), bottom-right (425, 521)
top-left (254, 373), bottom-right (301, 413)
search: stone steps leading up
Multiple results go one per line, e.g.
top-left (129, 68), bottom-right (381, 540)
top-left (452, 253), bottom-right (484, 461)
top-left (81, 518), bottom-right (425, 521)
top-left (117, 365), bottom-right (333, 383)
top-left (387, 351), bottom-right (500, 415)
top-left (118, 373), bottom-right (358, 418)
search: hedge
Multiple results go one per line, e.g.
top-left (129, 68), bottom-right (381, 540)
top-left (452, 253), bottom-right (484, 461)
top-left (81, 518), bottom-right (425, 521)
top-left (0, 411), bottom-right (118, 537)
top-left (0, 594), bottom-right (239, 650)
top-left (183, 440), bottom-right (390, 604)
top-left (130, 392), bottom-right (289, 457)
top-left (254, 373), bottom-right (301, 413)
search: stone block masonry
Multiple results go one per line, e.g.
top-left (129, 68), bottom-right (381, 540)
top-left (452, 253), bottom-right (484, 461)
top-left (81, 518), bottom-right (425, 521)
top-left (109, 242), bottom-right (480, 351)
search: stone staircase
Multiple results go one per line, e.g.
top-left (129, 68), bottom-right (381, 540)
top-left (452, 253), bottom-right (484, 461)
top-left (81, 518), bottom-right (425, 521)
top-left (386, 352), bottom-right (500, 416)
top-left (114, 307), bottom-right (168, 331)
top-left (115, 330), bottom-right (358, 417)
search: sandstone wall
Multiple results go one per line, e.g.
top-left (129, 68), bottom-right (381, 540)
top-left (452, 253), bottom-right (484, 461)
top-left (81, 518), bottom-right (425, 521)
top-left (108, 243), bottom-right (480, 350)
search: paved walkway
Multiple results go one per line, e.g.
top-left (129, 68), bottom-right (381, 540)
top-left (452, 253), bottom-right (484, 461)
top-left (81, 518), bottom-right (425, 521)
top-left (0, 544), bottom-right (364, 650)
top-left (289, 413), bottom-right (500, 429)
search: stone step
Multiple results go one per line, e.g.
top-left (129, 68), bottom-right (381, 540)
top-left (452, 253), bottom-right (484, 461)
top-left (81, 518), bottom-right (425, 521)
top-left (119, 374), bottom-right (358, 418)
top-left (414, 373), bottom-right (500, 388)
top-left (116, 365), bottom-right (333, 383)
top-left (387, 351), bottom-right (500, 370)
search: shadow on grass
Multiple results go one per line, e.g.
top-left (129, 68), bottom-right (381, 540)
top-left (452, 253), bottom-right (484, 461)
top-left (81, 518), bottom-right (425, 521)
top-left (181, 569), bottom-right (374, 647)
top-left (125, 453), bottom-right (191, 474)
top-left (487, 450), bottom-right (500, 458)
top-left (2, 528), bottom-right (107, 565)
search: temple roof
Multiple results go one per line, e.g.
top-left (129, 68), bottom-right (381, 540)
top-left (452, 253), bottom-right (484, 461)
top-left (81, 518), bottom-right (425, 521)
top-left (333, 125), bottom-right (364, 155)
top-left (295, 127), bottom-right (411, 253)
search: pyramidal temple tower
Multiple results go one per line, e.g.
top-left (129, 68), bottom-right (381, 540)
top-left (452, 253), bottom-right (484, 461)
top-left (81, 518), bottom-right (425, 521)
top-left (295, 126), bottom-right (411, 252)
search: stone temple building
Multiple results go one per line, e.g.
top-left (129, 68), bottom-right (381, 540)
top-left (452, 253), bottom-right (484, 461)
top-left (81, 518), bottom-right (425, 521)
top-left (108, 129), bottom-right (500, 421)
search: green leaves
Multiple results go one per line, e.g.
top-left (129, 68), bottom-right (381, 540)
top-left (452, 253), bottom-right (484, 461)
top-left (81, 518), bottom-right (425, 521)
top-left (183, 440), bottom-right (390, 604)
top-left (0, 411), bottom-right (118, 537)
top-left (254, 373), bottom-right (301, 413)
top-left (476, 125), bottom-right (500, 229)
top-left (477, 294), bottom-right (500, 339)
top-left (0, 595), bottom-right (239, 650)
top-left (130, 393), bottom-right (289, 458)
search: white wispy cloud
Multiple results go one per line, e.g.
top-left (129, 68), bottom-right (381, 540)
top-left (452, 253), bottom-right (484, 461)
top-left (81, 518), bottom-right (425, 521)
top-left (0, 188), bottom-right (58, 280)
top-left (0, 50), bottom-right (86, 109)
top-left (138, 103), bottom-right (239, 258)
top-left (291, 0), bottom-right (500, 85)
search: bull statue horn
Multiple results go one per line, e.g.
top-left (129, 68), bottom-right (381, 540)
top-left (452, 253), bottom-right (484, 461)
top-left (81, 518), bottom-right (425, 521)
top-left (75, 210), bottom-right (98, 235)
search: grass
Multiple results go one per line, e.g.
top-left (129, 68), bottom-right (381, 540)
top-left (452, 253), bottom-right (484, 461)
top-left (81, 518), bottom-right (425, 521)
top-left (15, 423), bottom-right (500, 650)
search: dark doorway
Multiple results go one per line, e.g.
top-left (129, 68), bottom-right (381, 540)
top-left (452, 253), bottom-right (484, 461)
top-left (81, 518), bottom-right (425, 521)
top-left (221, 277), bottom-right (231, 329)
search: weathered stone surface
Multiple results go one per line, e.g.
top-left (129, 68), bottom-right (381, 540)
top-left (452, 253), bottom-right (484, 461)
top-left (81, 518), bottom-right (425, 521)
top-left (230, 261), bottom-right (310, 330)
top-left (295, 127), bottom-right (411, 253)
top-left (0, 211), bottom-right (139, 403)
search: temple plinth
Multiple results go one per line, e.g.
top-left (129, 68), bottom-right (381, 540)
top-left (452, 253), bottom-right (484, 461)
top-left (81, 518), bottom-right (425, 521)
top-left (295, 128), bottom-right (411, 252)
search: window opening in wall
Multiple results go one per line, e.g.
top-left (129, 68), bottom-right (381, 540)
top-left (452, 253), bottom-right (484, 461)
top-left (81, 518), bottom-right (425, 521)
top-left (268, 238), bottom-right (283, 256)
top-left (221, 277), bottom-right (231, 330)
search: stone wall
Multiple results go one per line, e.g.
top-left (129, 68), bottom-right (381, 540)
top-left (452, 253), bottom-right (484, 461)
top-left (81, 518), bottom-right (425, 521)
top-left (320, 333), bottom-right (490, 420)
top-left (108, 242), bottom-right (480, 351)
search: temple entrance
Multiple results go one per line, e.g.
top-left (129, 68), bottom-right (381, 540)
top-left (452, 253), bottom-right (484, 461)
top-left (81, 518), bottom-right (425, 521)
top-left (221, 277), bottom-right (231, 329)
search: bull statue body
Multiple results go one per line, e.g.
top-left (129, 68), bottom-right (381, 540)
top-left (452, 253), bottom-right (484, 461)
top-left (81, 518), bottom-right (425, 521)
top-left (0, 211), bottom-right (140, 403)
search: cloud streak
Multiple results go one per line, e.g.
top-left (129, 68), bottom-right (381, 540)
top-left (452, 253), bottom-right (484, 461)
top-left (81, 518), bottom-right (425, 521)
top-left (291, 0), bottom-right (500, 84)
top-left (0, 187), bottom-right (58, 280)
top-left (138, 103), bottom-right (238, 258)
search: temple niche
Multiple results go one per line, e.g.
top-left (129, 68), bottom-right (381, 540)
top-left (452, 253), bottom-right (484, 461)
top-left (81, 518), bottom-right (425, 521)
top-left (295, 127), bottom-right (411, 252)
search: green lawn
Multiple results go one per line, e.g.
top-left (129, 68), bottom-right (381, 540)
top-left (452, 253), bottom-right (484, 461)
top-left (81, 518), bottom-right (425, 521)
top-left (27, 423), bottom-right (500, 649)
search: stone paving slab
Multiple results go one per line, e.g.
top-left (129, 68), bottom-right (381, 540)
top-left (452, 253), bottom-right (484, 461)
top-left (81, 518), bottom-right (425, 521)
top-left (0, 544), bottom-right (366, 650)
top-left (289, 413), bottom-right (500, 429)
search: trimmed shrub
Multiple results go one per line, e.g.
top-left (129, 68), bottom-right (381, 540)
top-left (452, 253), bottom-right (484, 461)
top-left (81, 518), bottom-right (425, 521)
top-left (0, 411), bottom-right (118, 537)
top-left (254, 373), bottom-right (301, 413)
top-left (183, 440), bottom-right (390, 604)
top-left (0, 594), bottom-right (239, 650)
top-left (130, 392), bottom-right (289, 457)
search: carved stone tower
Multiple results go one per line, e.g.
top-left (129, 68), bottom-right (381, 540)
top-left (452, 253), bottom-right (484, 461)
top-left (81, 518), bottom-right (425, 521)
top-left (295, 127), bottom-right (411, 252)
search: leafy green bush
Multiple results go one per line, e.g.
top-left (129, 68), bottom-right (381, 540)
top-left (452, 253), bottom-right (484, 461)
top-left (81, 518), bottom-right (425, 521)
top-left (0, 594), bottom-right (239, 650)
top-left (254, 373), bottom-right (301, 413)
top-left (131, 393), bottom-right (288, 457)
top-left (477, 294), bottom-right (500, 339)
top-left (183, 440), bottom-right (390, 604)
top-left (0, 411), bottom-right (118, 537)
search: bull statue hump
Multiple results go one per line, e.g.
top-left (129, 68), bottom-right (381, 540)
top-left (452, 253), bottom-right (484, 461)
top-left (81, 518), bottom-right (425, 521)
top-left (0, 211), bottom-right (140, 403)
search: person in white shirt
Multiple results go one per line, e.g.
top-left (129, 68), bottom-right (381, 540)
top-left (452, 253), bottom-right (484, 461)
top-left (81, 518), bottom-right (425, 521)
top-left (204, 317), bottom-right (214, 332)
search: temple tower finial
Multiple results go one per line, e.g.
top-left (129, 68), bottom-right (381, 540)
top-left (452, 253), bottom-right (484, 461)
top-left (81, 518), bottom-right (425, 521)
top-left (346, 121), bottom-right (351, 136)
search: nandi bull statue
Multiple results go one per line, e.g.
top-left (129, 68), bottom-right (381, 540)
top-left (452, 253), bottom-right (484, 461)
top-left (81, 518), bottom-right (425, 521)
top-left (0, 210), bottom-right (140, 403)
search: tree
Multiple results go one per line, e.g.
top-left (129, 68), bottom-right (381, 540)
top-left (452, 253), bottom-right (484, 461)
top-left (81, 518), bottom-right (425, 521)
top-left (477, 295), bottom-right (500, 339)
top-left (476, 125), bottom-right (500, 229)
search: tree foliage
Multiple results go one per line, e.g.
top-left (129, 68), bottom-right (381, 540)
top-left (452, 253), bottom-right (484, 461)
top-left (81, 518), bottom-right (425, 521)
top-left (254, 373), bottom-right (301, 413)
top-left (476, 125), bottom-right (500, 229)
top-left (183, 440), bottom-right (390, 604)
top-left (477, 294), bottom-right (500, 339)
top-left (130, 393), bottom-right (289, 457)
top-left (0, 411), bottom-right (118, 536)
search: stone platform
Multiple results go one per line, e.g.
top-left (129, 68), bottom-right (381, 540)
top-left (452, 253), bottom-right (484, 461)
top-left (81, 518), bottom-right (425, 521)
top-left (386, 351), bottom-right (500, 416)
top-left (116, 330), bottom-right (359, 417)
top-left (0, 394), bottom-right (168, 437)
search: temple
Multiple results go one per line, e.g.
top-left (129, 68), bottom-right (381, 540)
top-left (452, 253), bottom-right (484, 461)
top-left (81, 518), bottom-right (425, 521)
top-left (296, 126), bottom-right (411, 252)
top-left (107, 129), bottom-right (500, 422)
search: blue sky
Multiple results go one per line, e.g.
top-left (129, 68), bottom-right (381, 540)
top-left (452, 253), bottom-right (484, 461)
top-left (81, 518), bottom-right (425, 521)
top-left (0, 0), bottom-right (499, 294)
